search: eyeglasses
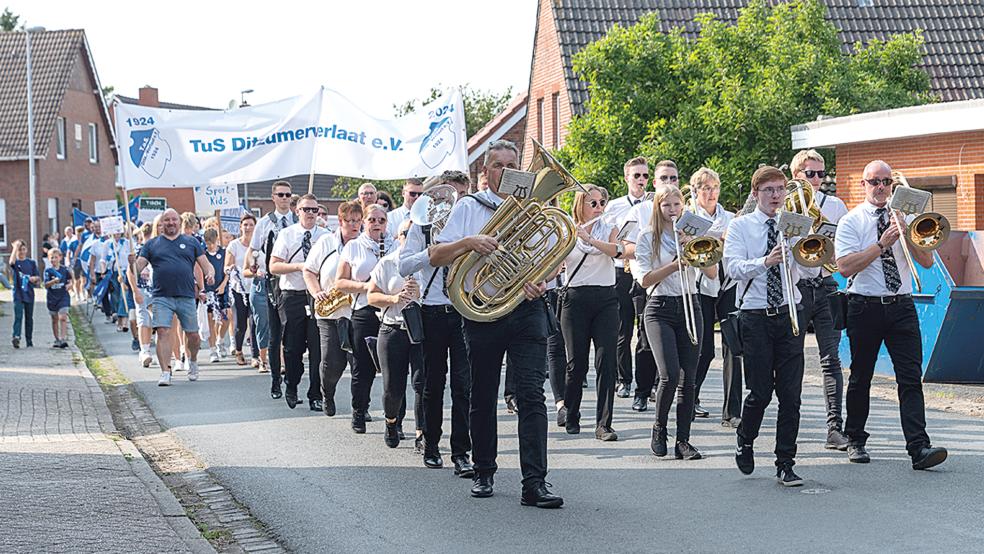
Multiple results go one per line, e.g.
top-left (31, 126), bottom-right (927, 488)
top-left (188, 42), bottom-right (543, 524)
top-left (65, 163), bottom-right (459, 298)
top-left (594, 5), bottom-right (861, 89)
top-left (588, 199), bottom-right (608, 208)
top-left (359, 191), bottom-right (375, 196)
top-left (379, 203), bottom-right (390, 209)
top-left (657, 175), bottom-right (679, 183)
top-left (758, 186), bottom-right (785, 196)
top-left (407, 191), bottom-right (423, 198)
top-left (802, 169), bottom-right (826, 179)
top-left (632, 172), bottom-right (649, 180)
top-left (863, 178), bottom-right (893, 188)
top-left (342, 218), bottom-right (362, 226)
top-left (299, 207), bottom-right (319, 214)
top-left (366, 217), bottom-right (387, 224)
top-left (274, 192), bottom-right (292, 198)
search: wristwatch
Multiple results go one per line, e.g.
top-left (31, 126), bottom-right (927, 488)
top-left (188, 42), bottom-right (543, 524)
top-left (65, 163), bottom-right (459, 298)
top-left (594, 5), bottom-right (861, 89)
top-left (615, 243), bottom-right (625, 258)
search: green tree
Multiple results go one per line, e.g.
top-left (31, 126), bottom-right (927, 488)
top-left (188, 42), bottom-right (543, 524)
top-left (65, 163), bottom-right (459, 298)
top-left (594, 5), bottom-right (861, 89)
top-left (1, 7), bottom-right (20, 31)
top-left (396, 84), bottom-right (513, 139)
top-left (560, 0), bottom-right (933, 208)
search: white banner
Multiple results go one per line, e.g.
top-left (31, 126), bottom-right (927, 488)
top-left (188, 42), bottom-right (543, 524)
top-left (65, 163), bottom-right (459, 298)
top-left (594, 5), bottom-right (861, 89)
top-left (194, 183), bottom-right (240, 213)
top-left (99, 215), bottom-right (124, 236)
top-left (94, 200), bottom-right (118, 218)
top-left (116, 88), bottom-right (468, 190)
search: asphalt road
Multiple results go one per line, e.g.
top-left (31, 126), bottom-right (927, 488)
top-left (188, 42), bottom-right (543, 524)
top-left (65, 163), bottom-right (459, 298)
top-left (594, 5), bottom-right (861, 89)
top-left (91, 317), bottom-right (984, 553)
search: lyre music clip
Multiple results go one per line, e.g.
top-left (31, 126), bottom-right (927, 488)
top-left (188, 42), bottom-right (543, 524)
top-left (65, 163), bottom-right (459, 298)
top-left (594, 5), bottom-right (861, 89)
top-left (499, 168), bottom-right (536, 200)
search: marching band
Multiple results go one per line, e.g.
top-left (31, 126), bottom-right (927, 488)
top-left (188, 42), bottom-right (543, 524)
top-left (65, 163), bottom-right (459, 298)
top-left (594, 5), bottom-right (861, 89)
top-left (138, 139), bottom-right (951, 509)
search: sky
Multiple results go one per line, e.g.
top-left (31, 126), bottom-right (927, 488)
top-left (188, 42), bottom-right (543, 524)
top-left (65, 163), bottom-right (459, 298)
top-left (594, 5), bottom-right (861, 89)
top-left (8, 0), bottom-right (538, 116)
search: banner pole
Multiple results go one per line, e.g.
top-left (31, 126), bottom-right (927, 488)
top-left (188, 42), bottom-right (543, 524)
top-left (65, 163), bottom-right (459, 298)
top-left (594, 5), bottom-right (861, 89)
top-left (118, 186), bottom-right (137, 313)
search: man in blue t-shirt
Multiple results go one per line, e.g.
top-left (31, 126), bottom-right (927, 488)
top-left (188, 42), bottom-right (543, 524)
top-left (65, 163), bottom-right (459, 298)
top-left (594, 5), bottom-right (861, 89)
top-left (135, 209), bottom-right (215, 386)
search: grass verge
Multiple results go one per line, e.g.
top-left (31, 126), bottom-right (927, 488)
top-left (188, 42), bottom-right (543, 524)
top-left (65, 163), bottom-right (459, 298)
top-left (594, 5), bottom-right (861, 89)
top-left (69, 306), bottom-right (130, 387)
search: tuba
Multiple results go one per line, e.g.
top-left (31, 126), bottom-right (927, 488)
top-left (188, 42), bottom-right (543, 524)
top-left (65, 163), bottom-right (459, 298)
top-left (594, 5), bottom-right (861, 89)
top-left (447, 139), bottom-right (582, 322)
top-left (410, 183), bottom-right (458, 236)
top-left (314, 287), bottom-right (351, 318)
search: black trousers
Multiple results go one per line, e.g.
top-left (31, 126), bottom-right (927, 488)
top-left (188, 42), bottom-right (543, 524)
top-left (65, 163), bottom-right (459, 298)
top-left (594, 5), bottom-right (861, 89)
top-left (545, 291), bottom-right (567, 402)
top-left (737, 308), bottom-right (805, 467)
top-left (797, 277), bottom-right (845, 430)
top-left (694, 288), bottom-right (744, 421)
top-left (267, 277), bottom-right (284, 386)
top-left (317, 318), bottom-right (351, 405)
top-left (560, 286), bottom-right (618, 429)
top-left (463, 300), bottom-right (548, 487)
top-left (633, 293), bottom-right (659, 400)
top-left (845, 296), bottom-right (930, 456)
top-left (421, 306), bottom-right (471, 457)
top-left (379, 323), bottom-right (424, 426)
top-left (231, 290), bottom-right (258, 357)
top-left (278, 292), bottom-right (321, 401)
top-left (615, 270), bottom-right (636, 386)
top-left (350, 306), bottom-right (381, 413)
top-left (645, 296), bottom-right (702, 442)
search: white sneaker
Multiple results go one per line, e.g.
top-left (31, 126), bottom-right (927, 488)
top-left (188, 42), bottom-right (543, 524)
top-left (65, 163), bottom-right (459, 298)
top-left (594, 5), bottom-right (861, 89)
top-left (172, 358), bottom-right (183, 372)
top-left (157, 371), bottom-right (172, 386)
top-left (188, 361), bottom-right (200, 381)
top-left (209, 350), bottom-right (220, 363)
top-left (140, 351), bottom-right (153, 368)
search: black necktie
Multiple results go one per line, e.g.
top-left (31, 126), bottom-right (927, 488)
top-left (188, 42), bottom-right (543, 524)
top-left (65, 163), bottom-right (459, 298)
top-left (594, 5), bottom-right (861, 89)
top-left (302, 231), bottom-right (312, 259)
top-left (632, 199), bottom-right (641, 206)
top-left (765, 219), bottom-right (783, 308)
top-left (280, 216), bottom-right (288, 230)
top-left (875, 208), bottom-right (902, 293)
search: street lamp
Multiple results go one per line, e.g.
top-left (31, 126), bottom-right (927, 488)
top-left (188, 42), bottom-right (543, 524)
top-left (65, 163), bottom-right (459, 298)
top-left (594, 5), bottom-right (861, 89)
top-left (240, 88), bottom-right (254, 108)
top-left (26, 25), bottom-right (45, 262)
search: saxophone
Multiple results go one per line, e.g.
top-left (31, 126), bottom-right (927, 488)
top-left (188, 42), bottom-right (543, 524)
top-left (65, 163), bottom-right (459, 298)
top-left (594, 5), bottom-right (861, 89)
top-left (314, 287), bottom-right (351, 318)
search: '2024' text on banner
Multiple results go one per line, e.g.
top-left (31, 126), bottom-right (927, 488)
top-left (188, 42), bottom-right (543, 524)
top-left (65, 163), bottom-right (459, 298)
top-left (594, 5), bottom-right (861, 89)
top-left (115, 88), bottom-right (468, 190)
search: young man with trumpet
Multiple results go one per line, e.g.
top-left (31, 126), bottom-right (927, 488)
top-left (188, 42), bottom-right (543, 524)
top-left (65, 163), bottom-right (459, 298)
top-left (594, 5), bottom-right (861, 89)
top-left (723, 165), bottom-right (808, 487)
top-left (399, 170), bottom-right (475, 476)
top-left (834, 160), bottom-right (947, 470)
top-left (428, 139), bottom-right (563, 509)
top-left (789, 149), bottom-right (849, 450)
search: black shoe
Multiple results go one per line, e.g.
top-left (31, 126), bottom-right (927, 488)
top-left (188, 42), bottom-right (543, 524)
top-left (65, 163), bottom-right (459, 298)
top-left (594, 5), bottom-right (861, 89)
top-left (776, 464), bottom-right (804, 487)
top-left (323, 397), bottom-right (336, 417)
top-left (12, 337), bottom-right (20, 349)
top-left (847, 444), bottom-right (870, 464)
top-left (616, 383), bottom-right (631, 398)
top-left (595, 426), bottom-right (618, 442)
top-left (26, 341), bottom-right (33, 348)
top-left (309, 399), bottom-right (323, 412)
top-left (675, 441), bottom-right (702, 460)
top-left (565, 415), bottom-right (580, 435)
top-left (505, 395), bottom-right (518, 415)
top-left (649, 389), bottom-right (657, 403)
top-left (424, 452), bottom-right (444, 469)
top-left (352, 411), bottom-right (366, 434)
top-left (521, 481), bottom-right (563, 509)
top-left (413, 435), bottom-right (424, 455)
top-left (384, 421), bottom-right (400, 448)
top-left (693, 403), bottom-right (710, 418)
top-left (556, 406), bottom-right (567, 428)
top-left (735, 437), bottom-right (755, 475)
top-left (721, 417), bottom-right (741, 429)
top-left (825, 428), bottom-right (849, 451)
top-left (581, 378), bottom-right (588, 389)
top-left (270, 382), bottom-right (283, 400)
top-left (650, 426), bottom-right (668, 457)
top-left (396, 423), bottom-right (406, 441)
top-left (452, 455), bottom-right (475, 478)
top-left (471, 475), bottom-right (494, 498)
top-left (911, 446), bottom-right (947, 470)
top-left (285, 390), bottom-right (298, 409)
top-left (631, 397), bottom-right (648, 412)
top-left (364, 411), bottom-right (373, 422)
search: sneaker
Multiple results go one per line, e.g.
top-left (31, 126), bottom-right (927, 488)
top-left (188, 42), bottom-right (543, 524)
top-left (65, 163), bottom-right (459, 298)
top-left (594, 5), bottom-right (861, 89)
top-left (250, 358), bottom-right (260, 369)
top-left (257, 361), bottom-right (270, 374)
top-left (505, 395), bottom-right (518, 415)
top-left (140, 352), bottom-right (153, 368)
top-left (172, 358), bottom-right (184, 372)
top-left (721, 417), bottom-right (741, 429)
top-left (675, 441), bottom-right (702, 460)
top-left (130, 339), bottom-right (140, 352)
top-left (58, 341), bottom-right (69, 349)
top-left (826, 428), bottom-right (850, 451)
top-left (556, 406), bottom-right (567, 428)
top-left (735, 437), bottom-right (755, 475)
top-left (776, 464), bottom-right (804, 487)
top-left (158, 371), bottom-right (172, 386)
top-left (209, 350), bottom-right (220, 363)
top-left (615, 382), bottom-right (631, 398)
top-left (911, 446), bottom-right (947, 470)
top-left (693, 402), bottom-right (710, 418)
top-left (236, 352), bottom-right (247, 366)
top-left (53, 340), bottom-right (63, 348)
top-left (188, 361), bottom-right (200, 382)
top-left (847, 444), bottom-right (870, 464)
top-left (12, 337), bottom-right (20, 349)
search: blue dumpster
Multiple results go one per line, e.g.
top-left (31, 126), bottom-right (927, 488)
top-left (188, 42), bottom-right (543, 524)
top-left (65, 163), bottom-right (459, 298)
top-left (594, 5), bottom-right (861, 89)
top-left (836, 230), bottom-right (984, 383)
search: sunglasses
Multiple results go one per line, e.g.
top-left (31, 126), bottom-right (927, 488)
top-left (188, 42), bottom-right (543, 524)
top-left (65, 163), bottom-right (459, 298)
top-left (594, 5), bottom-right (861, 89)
top-left (379, 203), bottom-right (390, 209)
top-left (588, 199), bottom-right (608, 208)
top-left (408, 191), bottom-right (423, 198)
top-left (632, 172), bottom-right (649, 180)
top-left (299, 207), bottom-right (319, 214)
top-left (366, 217), bottom-right (387, 224)
top-left (657, 175), bottom-right (679, 182)
top-left (274, 192), bottom-right (292, 198)
top-left (863, 178), bottom-right (893, 188)
top-left (802, 169), bottom-right (826, 178)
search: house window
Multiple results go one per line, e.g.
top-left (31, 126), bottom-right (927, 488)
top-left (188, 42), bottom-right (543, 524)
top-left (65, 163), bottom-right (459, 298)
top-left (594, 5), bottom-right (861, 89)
top-left (48, 197), bottom-right (59, 235)
top-left (907, 175), bottom-right (958, 228)
top-left (551, 93), bottom-right (560, 148)
top-left (88, 123), bottom-right (98, 163)
top-left (0, 199), bottom-right (6, 247)
top-left (56, 117), bottom-right (66, 159)
top-left (536, 98), bottom-right (544, 144)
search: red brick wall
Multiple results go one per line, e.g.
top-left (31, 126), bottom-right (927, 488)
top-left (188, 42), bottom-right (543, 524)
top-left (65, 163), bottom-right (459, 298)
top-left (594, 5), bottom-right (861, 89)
top-left (468, 115), bottom-right (527, 183)
top-left (835, 130), bottom-right (984, 230)
top-left (524, 0), bottom-right (572, 166)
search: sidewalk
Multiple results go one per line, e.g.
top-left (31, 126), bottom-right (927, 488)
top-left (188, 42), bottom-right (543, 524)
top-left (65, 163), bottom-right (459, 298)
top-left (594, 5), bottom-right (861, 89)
top-left (0, 290), bottom-right (213, 553)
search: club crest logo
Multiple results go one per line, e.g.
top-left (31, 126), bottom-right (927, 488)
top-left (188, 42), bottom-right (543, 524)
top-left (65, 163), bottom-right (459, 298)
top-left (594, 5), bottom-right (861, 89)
top-left (129, 128), bottom-right (172, 179)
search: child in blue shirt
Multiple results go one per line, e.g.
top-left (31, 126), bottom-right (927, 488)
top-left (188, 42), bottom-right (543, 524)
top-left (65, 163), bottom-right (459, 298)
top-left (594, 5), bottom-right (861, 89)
top-left (203, 229), bottom-right (230, 362)
top-left (44, 248), bottom-right (73, 348)
top-left (9, 240), bottom-right (40, 348)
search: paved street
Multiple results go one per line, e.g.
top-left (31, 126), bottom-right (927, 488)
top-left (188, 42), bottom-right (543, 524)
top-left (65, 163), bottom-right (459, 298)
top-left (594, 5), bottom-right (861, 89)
top-left (90, 313), bottom-right (984, 553)
top-left (0, 292), bottom-right (212, 554)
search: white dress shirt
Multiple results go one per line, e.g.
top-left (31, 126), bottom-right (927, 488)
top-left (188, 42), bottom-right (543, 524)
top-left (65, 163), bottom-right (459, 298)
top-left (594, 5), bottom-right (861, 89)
top-left (834, 200), bottom-right (914, 296)
top-left (623, 200), bottom-right (654, 244)
top-left (564, 221), bottom-right (616, 287)
top-left (371, 249), bottom-right (421, 325)
top-left (250, 209), bottom-right (296, 273)
top-left (341, 232), bottom-right (394, 310)
top-left (723, 208), bottom-right (804, 309)
top-left (435, 189), bottom-right (503, 295)
top-left (303, 232), bottom-right (350, 320)
top-left (604, 192), bottom-right (647, 268)
top-left (630, 227), bottom-right (699, 296)
top-left (226, 238), bottom-right (252, 293)
top-left (399, 223), bottom-right (451, 306)
top-left (816, 191), bottom-right (848, 224)
top-left (386, 205), bottom-right (411, 238)
top-left (271, 223), bottom-right (327, 291)
top-left (694, 203), bottom-right (735, 296)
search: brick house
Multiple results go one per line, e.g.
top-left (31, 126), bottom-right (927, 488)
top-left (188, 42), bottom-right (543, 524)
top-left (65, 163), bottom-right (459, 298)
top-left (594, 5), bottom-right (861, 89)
top-left (466, 91), bottom-right (528, 183)
top-left (524, 0), bottom-right (984, 166)
top-left (791, 100), bottom-right (984, 231)
top-left (0, 29), bottom-right (117, 256)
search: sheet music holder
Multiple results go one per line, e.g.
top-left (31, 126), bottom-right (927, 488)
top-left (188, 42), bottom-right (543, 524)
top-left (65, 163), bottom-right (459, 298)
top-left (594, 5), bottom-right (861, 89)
top-left (890, 187), bottom-right (931, 215)
top-left (498, 168), bottom-right (536, 200)
top-left (778, 211), bottom-right (815, 238)
top-left (674, 211), bottom-right (713, 237)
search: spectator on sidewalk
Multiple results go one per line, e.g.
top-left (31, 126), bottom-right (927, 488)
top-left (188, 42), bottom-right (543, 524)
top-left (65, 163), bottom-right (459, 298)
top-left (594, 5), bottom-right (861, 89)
top-left (135, 209), bottom-right (215, 386)
top-left (43, 248), bottom-right (72, 348)
top-left (9, 240), bottom-right (40, 348)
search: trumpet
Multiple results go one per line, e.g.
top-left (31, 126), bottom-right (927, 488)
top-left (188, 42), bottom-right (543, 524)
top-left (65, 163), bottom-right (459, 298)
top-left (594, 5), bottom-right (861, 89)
top-left (891, 171), bottom-right (950, 293)
top-left (314, 287), bottom-right (351, 317)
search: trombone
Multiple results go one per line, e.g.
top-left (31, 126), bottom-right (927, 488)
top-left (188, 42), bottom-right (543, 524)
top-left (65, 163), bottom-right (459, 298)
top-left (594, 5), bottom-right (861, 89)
top-left (784, 179), bottom-right (835, 270)
top-left (890, 170), bottom-right (951, 293)
top-left (670, 217), bottom-right (700, 345)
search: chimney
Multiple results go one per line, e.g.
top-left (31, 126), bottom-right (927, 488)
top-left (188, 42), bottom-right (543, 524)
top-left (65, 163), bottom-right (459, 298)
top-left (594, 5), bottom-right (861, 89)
top-left (138, 86), bottom-right (160, 107)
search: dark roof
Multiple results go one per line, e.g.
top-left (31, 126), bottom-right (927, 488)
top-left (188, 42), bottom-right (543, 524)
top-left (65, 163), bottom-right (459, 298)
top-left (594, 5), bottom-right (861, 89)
top-left (240, 174), bottom-right (343, 201)
top-left (549, 0), bottom-right (984, 116)
top-left (0, 29), bottom-right (115, 160)
top-left (114, 94), bottom-right (217, 111)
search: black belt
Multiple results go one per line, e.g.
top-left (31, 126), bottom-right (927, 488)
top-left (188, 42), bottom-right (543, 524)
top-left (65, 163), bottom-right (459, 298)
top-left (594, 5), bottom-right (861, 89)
top-left (420, 304), bottom-right (456, 314)
top-left (797, 277), bottom-right (824, 288)
top-left (849, 293), bottom-right (912, 304)
top-left (281, 290), bottom-right (308, 297)
top-left (382, 321), bottom-right (407, 331)
top-left (742, 304), bottom-right (794, 317)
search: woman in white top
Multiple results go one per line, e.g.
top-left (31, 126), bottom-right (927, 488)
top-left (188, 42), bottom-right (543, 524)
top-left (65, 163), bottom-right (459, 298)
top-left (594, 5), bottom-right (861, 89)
top-left (226, 214), bottom-right (259, 367)
top-left (631, 184), bottom-right (717, 460)
top-left (336, 203), bottom-right (395, 433)
top-left (558, 185), bottom-right (621, 441)
top-left (368, 219), bottom-right (426, 451)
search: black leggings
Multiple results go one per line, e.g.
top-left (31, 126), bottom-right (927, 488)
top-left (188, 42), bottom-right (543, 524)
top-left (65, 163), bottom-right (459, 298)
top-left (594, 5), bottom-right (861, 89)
top-left (231, 290), bottom-right (258, 357)
top-left (645, 296), bottom-right (702, 443)
top-left (350, 306), bottom-right (381, 413)
top-left (379, 323), bottom-right (424, 427)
